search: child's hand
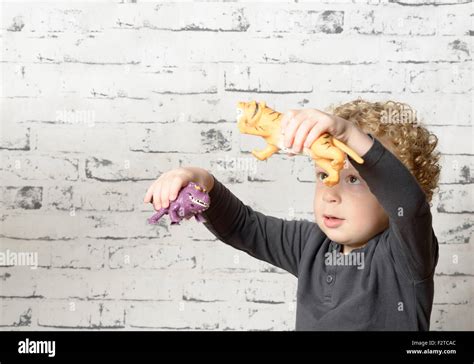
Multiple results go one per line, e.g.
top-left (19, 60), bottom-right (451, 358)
top-left (280, 108), bottom-right (355, 154)
top-left (143, 167), bottom-right (214, 211)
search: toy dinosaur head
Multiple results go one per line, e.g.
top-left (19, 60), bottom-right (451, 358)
top-left (182, 182), bottom-right (210, 213)
top-left (236, 101), bottom-right (282, 137)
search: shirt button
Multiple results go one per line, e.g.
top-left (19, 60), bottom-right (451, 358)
top-left (326, 275), bottom-right (333, 284)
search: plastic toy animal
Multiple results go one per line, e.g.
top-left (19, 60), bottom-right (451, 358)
top-left (147, 182), bottom-right (210, 225)
top-left (237, 101), bottom-right (364, 187)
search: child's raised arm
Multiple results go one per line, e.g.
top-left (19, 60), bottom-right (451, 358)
top-left (202, 175), bottom-right (325, 277)
top-left (144, 167), bottom-right (325, 276)
top-left (347, 129), bottom-right (438, 281)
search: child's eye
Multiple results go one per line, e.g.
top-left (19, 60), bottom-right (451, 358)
top-left (347, 175), bottom-right (360, 185)
top-left (316, 172), bottom-right (328, 181)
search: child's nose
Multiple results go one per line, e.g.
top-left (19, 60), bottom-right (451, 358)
top-left (322, 188), bottom-right (342, 203)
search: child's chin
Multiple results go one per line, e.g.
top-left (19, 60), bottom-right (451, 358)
top-left (321, 226), bottom-right (347, 242)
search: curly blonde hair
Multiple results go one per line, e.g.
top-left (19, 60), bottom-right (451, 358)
top-left (327, 98), bottom-right (441, 203)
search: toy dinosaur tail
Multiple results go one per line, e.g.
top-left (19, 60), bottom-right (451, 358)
top-left (332, 138), bottom-right (364, 164)
top-left (148, 209), bottom-right (166, 225)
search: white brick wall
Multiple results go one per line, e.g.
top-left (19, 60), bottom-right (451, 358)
top-left (0, 0), bottom-right (472, 331)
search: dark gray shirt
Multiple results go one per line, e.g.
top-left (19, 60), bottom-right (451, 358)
top-left (202, 135), bottom-right (439, 331)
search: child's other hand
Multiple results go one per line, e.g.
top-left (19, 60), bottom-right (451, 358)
top-left (143, 167), bottom-right (214, 211)
top-left (280, 108), bottom-right (354, 154)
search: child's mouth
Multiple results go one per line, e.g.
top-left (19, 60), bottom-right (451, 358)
top-left (323, 215), bottom-right (345, 228)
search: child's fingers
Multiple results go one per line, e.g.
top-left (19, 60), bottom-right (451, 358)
top-left (283, 112), bottom-right (306, 148)
top-left (160, 181), bottom-right (171, 209)
top-left (305, 125), bottom-right (326, 148)
top-left (303, 113), bottom-right (334, 148)
top-left (144, 181), bottom-right (157, 203)
top-left (152, 184), bottom-right (163, 211)
top-left (292, 119), bottom-right (316, 153)
top-left (280, 110), bottom-right (296, 130)
top-left (169, 177), bottom-right (184, 201)
top-left (145, 171), bottom-right (186, 209)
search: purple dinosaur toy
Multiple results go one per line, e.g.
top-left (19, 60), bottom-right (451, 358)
top-left (147, 182), bottom-right (211, 225)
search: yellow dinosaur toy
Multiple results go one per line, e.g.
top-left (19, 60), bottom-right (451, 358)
top-left (237, 101), bottom-right (364, 187)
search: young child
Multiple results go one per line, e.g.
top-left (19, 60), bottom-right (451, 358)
top-left (144, 99), bottom-right (441, 331)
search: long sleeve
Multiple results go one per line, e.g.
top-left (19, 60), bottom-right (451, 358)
top-left (349, 135), bottom-right (439, 281)
top-left (201, 175), bottom-right (324, 277)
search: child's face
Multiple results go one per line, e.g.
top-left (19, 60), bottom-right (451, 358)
top-left (313, 160), bottom-right (389, 246)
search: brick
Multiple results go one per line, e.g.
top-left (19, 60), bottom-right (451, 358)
top-left (349, 6), bottom-right (474, 37)
top-left (0, 124), bottom-right (30, 150)
top-left (37, 300), bottom-right (125, 329)
top-left (349, 8), bottom-right (437, 35)
top-left (224, 64), bottom-right (314, 93)
top-left (2, 96), bottom-right (160, 124)
top-left (407, 64), bottom-right (472, 94)
top-left (44, 183), bottom-right (144, 212)
top-left (244, 275), bottom-right (297, 303)
top-left (0, 299), bottom-right (34, 327)
top-left (88, 270), bottom-right (182, 301)
top-left (225, 64), bottom-right (405, 93)
top-left (90, 301), bottom-right (126, 328)
top-left (0, 186), bottom-right (43, 210)
top-left (294, 156), bottom-right (318, 182)
top-left (431, 303), bottom-right (473, 331)
top-left (389, 0), bottom-right (471, 6)
top-left (437, 184), bottom-right (473, 213)
top-left (115, 3), bottom-right (249, 32)
top-left (439, 155), bottom-right (473, 184)
top-left (251, 8), bottom-right (344, 34)
top-left (231, 181), bottom-right (314, 215)
top-left (202, 181), bottom-right (300, 215)
top-left (429, 126), bottom-right (473, 155)
top-left (163, 32), bottom-right (382, 64)
top-left (38, 300), bottom-right (93, 328)
top-left (36, 270), bottom-right (90, 299)
top-left (3, 62), bottom-right (218, 98)
top-left (81, 211), bottom-right (169, 239)
top-left (220, 303), bottom-right (295, 331)
top-left (432, 212), bottom-right (473, 244)
top-left (51, 239), bottom-right (104, 269)
top-left (391, 93), bottom-right (472, 126)
top-left (43, 185), bottom-right (74, 211)
top-left (0, 153), bottom-right (79, 182)
top-left (435, 4), bottom-right (473, 35)
top-left (32, 268), bottom-right (182, 301)
top-left (0, 212), bottom-right (82, 240)
top-left (35, 125), bottom-right (130, 153)
top-left (0, 267), bottom-right (39, 297)
top-left (156, 218), bottom-right (220, 242)
top-left (0, 238), bottom-right (51, 268)
top-left (84, 154), bottom-right (174, 182)
top-left (108, 242), bottom-right (197, 270)
top-left (433, 275), bottom-right (471, 304)
top-left (129, 123), bottom-right (233, 153)
top-left (247, 154), bottom-right (297, 182)
top-left (1, 3), bottom-right (115, 34)
top-left (436, 243), bottom-right (473, 276)
top-left (190, 153), bottom-right (256, 184)
top-left (183, 278), bottom-right (244, 302)
top-left (78, 182), bottom-right (135, 212)
top-left (386, 37), bottom-right (471, 63)
top-left (199, 241), bottom-right (285, 274)
top-left (126, 301), bottom-right (220, 329)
